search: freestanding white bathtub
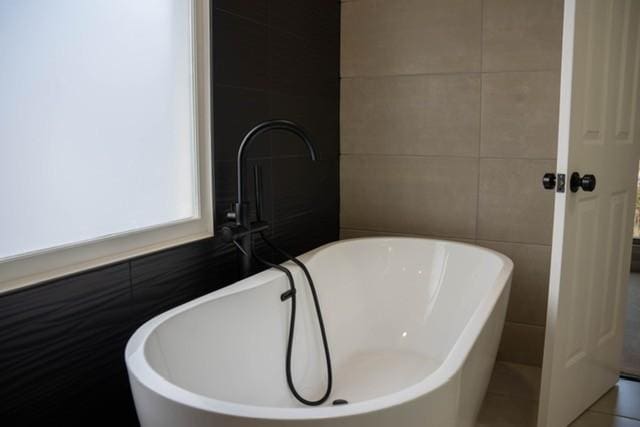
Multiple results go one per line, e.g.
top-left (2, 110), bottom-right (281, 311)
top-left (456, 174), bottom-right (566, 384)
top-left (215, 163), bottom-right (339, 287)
top-left (126, 237), bottom-right (512, 427)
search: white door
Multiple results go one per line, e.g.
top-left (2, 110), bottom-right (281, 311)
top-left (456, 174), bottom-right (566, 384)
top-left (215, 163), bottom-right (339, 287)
top-left (537, 1), bottom-right (640, 426)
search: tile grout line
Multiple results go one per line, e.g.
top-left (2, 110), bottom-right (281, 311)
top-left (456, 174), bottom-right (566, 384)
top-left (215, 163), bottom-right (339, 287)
top-left (340, 68), bottom-right (561, 80)
top-left (476, 0), bottom-right (485, 244)
top-left (339, 227), bottom-right (553, 247)
top-left (214, 7), bottom-right (338, 47)
top-left (340, 152), bottom-right (558, 161)
top-left (586, 409), bottom-right (640, 422)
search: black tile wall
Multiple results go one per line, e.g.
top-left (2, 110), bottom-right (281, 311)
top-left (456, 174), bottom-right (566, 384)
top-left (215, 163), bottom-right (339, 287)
top-left (0, 1), bottom-right (339, 425)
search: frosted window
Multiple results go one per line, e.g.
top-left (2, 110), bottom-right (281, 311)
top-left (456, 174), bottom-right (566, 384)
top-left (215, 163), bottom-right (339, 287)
top-left (0, 0), bottom-right (198, 260)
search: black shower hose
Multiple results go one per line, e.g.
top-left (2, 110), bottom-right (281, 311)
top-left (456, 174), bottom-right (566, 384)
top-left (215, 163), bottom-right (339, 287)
top-left (247, 233), bottom-right (333, 406)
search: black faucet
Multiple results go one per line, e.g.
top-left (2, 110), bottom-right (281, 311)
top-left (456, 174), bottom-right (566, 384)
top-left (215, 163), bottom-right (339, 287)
top-left (222, 119), bottom-right (318, 277)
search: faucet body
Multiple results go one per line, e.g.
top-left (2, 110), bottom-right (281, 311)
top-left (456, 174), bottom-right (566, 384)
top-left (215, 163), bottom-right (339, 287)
top-left (224, 120), bottom-right (318, 277)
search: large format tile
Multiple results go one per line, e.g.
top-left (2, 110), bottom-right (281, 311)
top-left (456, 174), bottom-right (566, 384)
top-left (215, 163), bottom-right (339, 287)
top-left (213, 0), bottom-right (267, 23)
top-left (571, 411), bottom-right (640, 427)
top-left (0, 263), bottom-right (134, 420)
top-left (130, 238), bottom-right (226, 323)
top-left (622, 274), bottom-right (640, 377)
top-left (497, 321), bottom-right (546, 366)
top-left (272, 158), bottom-right (338, 222)
top-left (341, 0), bottom-right (482, 76)
top-left (268, 0), bottom-right (340, 46)
top-left (478, 158), bottom-right (555, 245)
top-left (271, 209), bottom-right (339, 259)
top-left (269, 92), bottom-right (339, 159)
top-left (341, 75), bottom-right (481, 157)
top-left (481, 71), bottom-right (560, 159)
top-left (340, 155), bottom-right (478, 239)
top-left (478, 241), bottom-right (551, 326)
top-left (476, 392), bottom-right (539, 426)
top-left (590, 379), bottom-right (640, 421)
top-left (269, 27), bottom-right (338, 98)
top-left (213, 85), bottom-right (269, 161)
top-left (212, 9), bottom-right (268, 90)
top-left (483, 0), bottom-right (564, 72)
top-left (340, 228), bottom-right (475, 244)
top-left (487, 361), bottom-right (542, 401)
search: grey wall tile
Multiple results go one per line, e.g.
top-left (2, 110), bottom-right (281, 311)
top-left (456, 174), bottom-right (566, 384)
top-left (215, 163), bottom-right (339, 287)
top-left (340, 228), bottom-right (476, 244)
top-left (477, 392), bottom-right (539, 426)
top-left (478, 158), bottom-right (555, 245)
top-left (340, 155), bottom-right (478, 238)
top-left (487, 361), bottom-right (542, 401)
top-left (483, 0), bottom-right (564, 72)
top-left (340, 0), bottom-right (563, 368)
top-left (341, 0), bottom-right (482, 76)
top-left (342, 74), bottom-right (481, 157)
top-left (478, 241), bottom-right (551, 326)
top-left (481, 71), bottom-right (560, 159)
top-left (497, 321), bottom-right (546, 366)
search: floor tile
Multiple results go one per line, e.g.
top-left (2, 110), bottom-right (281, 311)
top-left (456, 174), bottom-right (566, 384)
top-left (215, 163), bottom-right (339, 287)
top-left (570, 411), bottom-right (640, 427)
top-left (590, 379), bottom-right (640, 421)
top-left (623, 274), bottom-right (640, 377)
top-left (487, 362), bottom-right (542, 401)
top-left (476, 393), bottom-right (538, 426)
top-left (476, 362), bottom-right (541, 426)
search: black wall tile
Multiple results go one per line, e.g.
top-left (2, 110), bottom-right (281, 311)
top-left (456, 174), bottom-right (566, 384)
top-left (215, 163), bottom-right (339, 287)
top-left (214, 0), bottom-right (268, 24)
top-left (269, 92), bottom-right (339, 158)
top-left (268, 0), bottom-right (340, 47)
top-left (272, 210), bottom-right (339, 257)
top-left (268, 28), bottom-right (339, 97)
top-left (0, 263), bottom-right (135, 422)
top-left (213, 10), bottom-right (269, 90)
top-left (272, 158), bottom-right (337, 221)
top-left (213, 84), bottom-right (270, 161)
top-left (0, 2), bottom-right (340, 425)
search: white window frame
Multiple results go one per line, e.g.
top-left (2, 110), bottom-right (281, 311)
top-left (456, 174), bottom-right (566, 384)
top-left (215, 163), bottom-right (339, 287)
top-left (0, 0), bottom-right (213, 293)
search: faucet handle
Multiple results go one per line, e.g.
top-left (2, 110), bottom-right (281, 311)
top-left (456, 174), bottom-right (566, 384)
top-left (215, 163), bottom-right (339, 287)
top-left (226, 210), bottom-right (237, 220)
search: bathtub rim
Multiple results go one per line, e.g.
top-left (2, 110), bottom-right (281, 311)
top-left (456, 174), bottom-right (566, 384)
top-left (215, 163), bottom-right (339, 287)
top-left (125, 237), bottom-right (513, 421)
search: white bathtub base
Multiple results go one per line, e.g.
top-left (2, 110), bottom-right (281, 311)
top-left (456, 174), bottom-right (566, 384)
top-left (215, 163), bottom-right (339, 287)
top-left (126, 237), bottom-right (512, 427)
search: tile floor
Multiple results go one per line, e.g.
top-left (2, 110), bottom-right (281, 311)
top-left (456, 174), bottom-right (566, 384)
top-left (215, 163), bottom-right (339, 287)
top-left (622, 273), bottom-right (640, 377)
top-left (476, 362), bottom-right (640, 426)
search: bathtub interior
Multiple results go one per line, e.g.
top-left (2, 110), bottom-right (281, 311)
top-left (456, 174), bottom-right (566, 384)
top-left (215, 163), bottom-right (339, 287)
top-left (143, 238), bottom-right (507, 409)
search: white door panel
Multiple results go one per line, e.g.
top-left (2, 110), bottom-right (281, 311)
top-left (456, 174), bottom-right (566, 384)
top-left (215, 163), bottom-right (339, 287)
top-left (538, 1), bottom-right (640, 426)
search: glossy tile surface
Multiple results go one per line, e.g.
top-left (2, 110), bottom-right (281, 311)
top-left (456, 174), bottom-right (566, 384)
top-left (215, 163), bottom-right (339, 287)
top-left (570, 412), bottom-right (640, 427)
top-left (590, 380), bottom-right (640, 421)
top-left (477, 366), bottom-right (640, 427)
top-left (569, 379), bottom-right (640, 426)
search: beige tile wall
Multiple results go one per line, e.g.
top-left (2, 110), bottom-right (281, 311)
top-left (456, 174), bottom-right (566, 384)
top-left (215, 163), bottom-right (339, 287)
top-left (340, 0), bottom-right (564, 366)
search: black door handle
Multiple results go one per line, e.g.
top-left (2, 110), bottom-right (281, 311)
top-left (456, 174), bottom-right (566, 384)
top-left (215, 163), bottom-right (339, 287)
top-left (570, 172), bottom-right (596, 192)
top-left (542, 173), bottom-right (556, 190)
